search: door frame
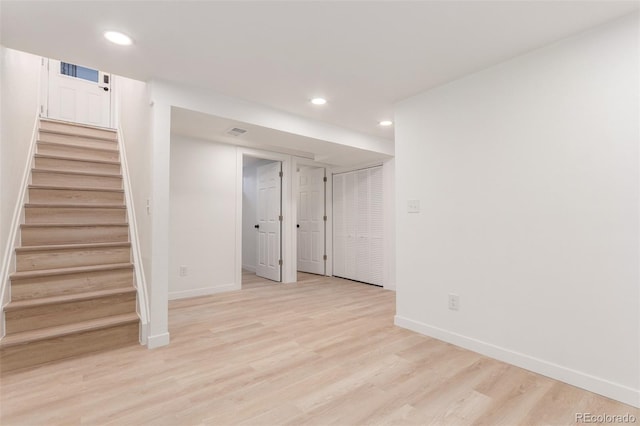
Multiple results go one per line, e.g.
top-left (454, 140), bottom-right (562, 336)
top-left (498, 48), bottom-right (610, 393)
top-left (39, 57), bottom-right (116, 128)
top-left (236, 149), bottom-right (334, 287)
top-left (236, 148), bottom-right (294, 287)
top-left (255, 160), bottom-right (283, 282)
top-left (292, 157), bottom-right (333, 277)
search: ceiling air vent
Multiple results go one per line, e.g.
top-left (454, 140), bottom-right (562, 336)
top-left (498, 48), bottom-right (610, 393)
top-left (227, 127), bottom-right (247, 137)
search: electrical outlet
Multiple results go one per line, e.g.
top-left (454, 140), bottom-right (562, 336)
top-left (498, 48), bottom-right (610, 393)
top-left (448, 293), bottom-right (460, 311)
top-left (179, 266), bottom-right (188, 277)
top-left (407, 199), bottom-right (420, 213)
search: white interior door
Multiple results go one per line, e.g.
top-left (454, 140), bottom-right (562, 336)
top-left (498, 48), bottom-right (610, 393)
top-left (256, 162), bottom-right (282, 282)
top-left (297, 167), bottom-right (326, 275)
top-left (47, 59), bottom-right (112, 128)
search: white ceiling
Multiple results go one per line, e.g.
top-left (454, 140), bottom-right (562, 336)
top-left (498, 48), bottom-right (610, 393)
top-left (1, 1), bottom-right (637, 143)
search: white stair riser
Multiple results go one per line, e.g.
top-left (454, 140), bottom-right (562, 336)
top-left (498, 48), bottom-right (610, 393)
top-left (29, 188), bottom-right (124, 205)
top-left (25, 207), bottom-right (127, 224)
top-left (32, 171), bottom-right (123, 189)
top-left (21, 225), bottom-right (129, 246)
top-left (39, 132), bottom-right (118, 150)
top-left (37, 143), bottom-right (119, 162)
top-left (10, 268), bottom-right (135, 300)
top-left (0, 322), bottom-right (139, 371)
top-left (16, 246), bottom-right (131, 272)
top-left (35, 156), bottom-right (120, 175)
top-left (40, 121), bottom-right (117, 140)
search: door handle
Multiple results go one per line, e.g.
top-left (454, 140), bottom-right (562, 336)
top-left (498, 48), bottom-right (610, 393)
top-left (254, 224), bottom-right (259, 229)
top-left (297, 224), bottom-right (300, 228)
top-left (99, 86), bottom-right (109, 92)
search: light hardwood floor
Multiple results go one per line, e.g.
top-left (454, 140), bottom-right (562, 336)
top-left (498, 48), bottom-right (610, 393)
top-left (1, 272), bottom-right (637, 425)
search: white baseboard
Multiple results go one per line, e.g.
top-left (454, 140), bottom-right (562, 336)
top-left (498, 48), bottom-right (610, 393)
top-left (139, 322), bottom-right (149, 345)
top-left (394, 315), bottom-right (640, 408)
top-left (168, 283), bottom-right (240, 300)
top-left (242, 264), bottom-right (256, 273)
top-left (146, 332), bottom-right (170, 349)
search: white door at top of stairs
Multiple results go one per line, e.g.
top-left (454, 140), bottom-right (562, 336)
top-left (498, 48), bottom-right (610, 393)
top-left (256, 161), bottom-right (282, 282)
top-left (45, 59), bottom-right (112, 128)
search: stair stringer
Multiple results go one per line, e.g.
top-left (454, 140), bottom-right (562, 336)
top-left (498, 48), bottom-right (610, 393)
top-left (0, 109), bottom-right (39, 339)
top-left (116, 127), bottom-right (150, 345)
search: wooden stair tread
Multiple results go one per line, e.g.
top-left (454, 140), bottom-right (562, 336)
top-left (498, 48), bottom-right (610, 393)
top-left (5, 287), bottom-right (136, 311)
top-left (15, 241), bottom-right (131, 253)
top-left (34, 154), bottom-right (120, 166)
top-left (38, 129), bottom-right (118, 143)
top-left (31, 168), bottom-right (123, 178)
top-left (37, 141), bottom-right (119, 153)
top-left (0, 313), bottom-right (138, 348)
top-left (10, 263), bottom-right (133, 280)
top-left (21, 223), bottom-right (128, 228)
top-left (40, 118), bottom-right (117, 133)
top-left (28, 185), bottom-right (124, 193)
top-left (25, 203), bottom-right (126, 209)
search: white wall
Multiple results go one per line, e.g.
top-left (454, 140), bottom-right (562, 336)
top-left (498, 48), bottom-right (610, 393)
top-left (382, 158), bottom-right (396, 290)
top-left (395, 14), bottom-right (639, 407)
top-left (0, 47), bottom-right (42, 333)
top-left (170, 136), bottom-right (239, 299)
top-left (116, 76), bottom-right (152, 286)
top-left (115, 75), bottom-right (153, 340)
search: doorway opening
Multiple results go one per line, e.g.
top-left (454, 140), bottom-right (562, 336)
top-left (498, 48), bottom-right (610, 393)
top-left (241, 156), bottom-right (282, 286)
top-left (41, 58), bottom-right (113, 128)
top-left (296, 166), bottom-right (327, 278)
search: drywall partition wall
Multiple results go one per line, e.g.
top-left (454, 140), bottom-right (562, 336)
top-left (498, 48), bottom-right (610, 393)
top-left (114, 76), bottom-right (153, 305)
top-left (148, 93), bottom-right (171, 348)
top-left (170, 136), bottom-right (239, 299)
top-left (0, 47), bottom-right (40, 266)
top-left (382, 159), bottom-right (396, 290)
top-left (0, 47), bottom-right (42, 333)
top-left (395, 14), bottom-right (639, 407)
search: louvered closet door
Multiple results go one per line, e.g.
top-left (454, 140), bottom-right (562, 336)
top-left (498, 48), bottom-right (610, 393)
top-left (332, 166), bottom-right (383, 286)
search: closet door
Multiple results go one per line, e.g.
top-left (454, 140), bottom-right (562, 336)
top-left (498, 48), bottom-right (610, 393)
top-left (332, 166), bottom-right (383, 286)
top-left (368, 166), bottom-right (384, 286)
top-left (332, 173), bottom-right (346, 278)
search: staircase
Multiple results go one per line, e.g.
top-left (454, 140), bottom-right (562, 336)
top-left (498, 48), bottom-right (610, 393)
top-left (0, 119), bottom-right (140, 372)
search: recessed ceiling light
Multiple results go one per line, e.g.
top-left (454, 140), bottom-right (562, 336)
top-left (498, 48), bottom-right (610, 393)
top-left (311, 97), bottom-right (327, 105)
top-left (379, 120), bottom-right (393, 126)
top-left (104, 31), bottom-right (133, 46)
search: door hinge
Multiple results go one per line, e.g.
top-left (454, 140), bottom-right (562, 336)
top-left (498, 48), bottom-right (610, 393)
top-left (323, 254), bottom-right (327, 261)
top-left (279, 171), bottom-right (283, 178)
top-left (323, 215), bottom-right (327, 221)
top-left (278, 259), bottom-right (283, 266)
top-left (323, 176), bottom-right (328, 182)
top-left (279, 215), bottom-right (283, 221)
